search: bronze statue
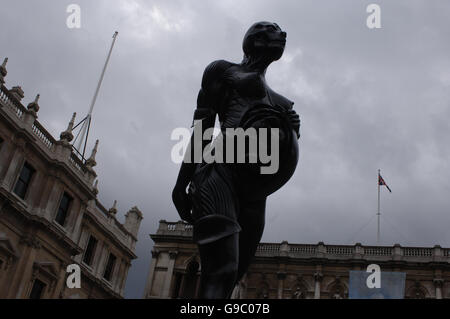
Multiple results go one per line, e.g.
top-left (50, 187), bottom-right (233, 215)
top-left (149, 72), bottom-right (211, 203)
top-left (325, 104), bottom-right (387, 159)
top-left (172, 21), bottom-right (300, 299)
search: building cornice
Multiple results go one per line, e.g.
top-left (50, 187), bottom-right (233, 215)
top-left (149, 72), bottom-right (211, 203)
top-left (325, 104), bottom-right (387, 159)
top-left (0, 188), bottom-right (82, 256)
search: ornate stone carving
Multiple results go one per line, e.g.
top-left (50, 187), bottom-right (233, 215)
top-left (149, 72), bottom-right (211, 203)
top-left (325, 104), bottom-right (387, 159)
top-left (169, 251), bottom-right (178, 260)
top-left (314, 272), bottom-right (323, 282)
top-left (20, 235), bottom-right (41, 249)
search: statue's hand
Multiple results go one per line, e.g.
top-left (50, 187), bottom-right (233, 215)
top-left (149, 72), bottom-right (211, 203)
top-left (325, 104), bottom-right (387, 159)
top-left (172, 185), bottom-right (194, 224)
top-left (287, 109), bottom-right (301, 139)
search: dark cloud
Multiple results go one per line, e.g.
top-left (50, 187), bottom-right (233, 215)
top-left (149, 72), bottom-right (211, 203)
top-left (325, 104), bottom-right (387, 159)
top-left (1, 0), bottom-right (450, 298)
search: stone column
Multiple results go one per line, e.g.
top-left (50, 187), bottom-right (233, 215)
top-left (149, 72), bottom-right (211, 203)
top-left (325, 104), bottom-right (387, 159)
top-left (110, 257), bottom-right (121, 291)
top-left (178, 272), bottom-right (187, 298)
top-left (74, 229), bottom-right (90, 264)
top-left (1, 141), bottom-right (24, 190)
top-left (434, 279), bottom-right (444, 299)
top-left (143, 250), bottom-right (159, 298)
top-left (7, 235), bottom-right (40, 298)
top-left (70, 201), bottom-right (85, 242)
top-left (0, 137), bottom-right (15, 182)
top-left (0, 256), bottom-right (13, 298)
top-left (42, 176), bottom-right (62, 220)
top-left (95, 243), bottom-right (108, 277)
top-left (277, 272), bottom-right (286, 299)
top-left (313, 272), bottom-right (323, 299)
top-left (162, 251), bottom-right (177, 298)
top-left (27, 170), bottom-right (45, 212)
top-left (52, 262), bottom-right (69, 299)
top-left (120, 263), bottom-right (130, 295)
top-left (194, 274), bottom-right (201, 298)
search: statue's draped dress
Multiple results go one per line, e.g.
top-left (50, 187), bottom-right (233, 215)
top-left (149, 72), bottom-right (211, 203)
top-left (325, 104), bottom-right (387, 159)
top-left (188, 60), bottom-right (299, 245)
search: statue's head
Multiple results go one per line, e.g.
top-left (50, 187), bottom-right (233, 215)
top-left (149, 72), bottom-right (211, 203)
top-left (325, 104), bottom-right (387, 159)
top-left (242, 21), bottom-right (287, 64)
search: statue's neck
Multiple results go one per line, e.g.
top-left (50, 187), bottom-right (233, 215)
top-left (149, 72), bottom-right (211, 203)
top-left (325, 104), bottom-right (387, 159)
top-left (242, 55), bottom-right (273, 76)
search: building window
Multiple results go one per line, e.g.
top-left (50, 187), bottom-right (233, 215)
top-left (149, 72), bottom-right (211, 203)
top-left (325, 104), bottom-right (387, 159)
top-left (179, 261), bottom-right (199, 298)
top-left (83, 235), bottom-right (98, 267)
top-left (29, 279), bottom-right (46, 299)
top-left (103, 253), bottom-right (117, 282)
top-left (55, 192), bottom-right (72, 227)
top-left (13, 162), bottom-right (35, 199)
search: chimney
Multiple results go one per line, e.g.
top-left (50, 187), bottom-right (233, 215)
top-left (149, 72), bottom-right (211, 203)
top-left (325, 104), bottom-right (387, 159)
top-left (124, 206), bottom-right (143, 238)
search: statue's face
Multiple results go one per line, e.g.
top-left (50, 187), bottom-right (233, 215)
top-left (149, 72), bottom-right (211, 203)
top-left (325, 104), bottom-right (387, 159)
top-left (243, 22), bottom-right (287, 61)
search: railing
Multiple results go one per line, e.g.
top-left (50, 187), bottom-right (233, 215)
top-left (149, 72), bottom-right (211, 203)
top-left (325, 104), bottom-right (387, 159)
top-left (326, 245), bottom-right (354, 255)
top-left (158, 221), bottom-right (194, 234)
top-left (290, 244), bottom-right (317, 255)
top-left (32, 121), bottom-right (56, 150)
top-left (0, 85), bottom-right (26, 119)
top-left (1, 86), bottom-right (92, 179)
top-left (403, 248), bottom-right (433, 257)
top-left (257, 244), bottom-right (280, 253)
top-left (69, 152), bottom-right (86, 174)
top-left (364, 247), bottom-right (392, 256)
top-left (155, 221), bottom-right (449, 263)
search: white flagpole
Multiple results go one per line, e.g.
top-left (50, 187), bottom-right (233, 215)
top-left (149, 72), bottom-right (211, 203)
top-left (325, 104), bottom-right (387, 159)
top-left (377, 169), bottom-right (381, 244)
top-left (76, 31), bottom-right (119, 157)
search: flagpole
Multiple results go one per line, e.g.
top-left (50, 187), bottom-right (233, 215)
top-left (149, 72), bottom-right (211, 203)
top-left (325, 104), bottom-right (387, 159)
top-left (76, 31), bottom-right (119, 158)
top-left (377, 169), bottom-right (381, 244)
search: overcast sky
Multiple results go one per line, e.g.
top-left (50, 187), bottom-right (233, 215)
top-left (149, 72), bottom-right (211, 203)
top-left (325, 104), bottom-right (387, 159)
top-left (1, 0), bottom-right (450, 298)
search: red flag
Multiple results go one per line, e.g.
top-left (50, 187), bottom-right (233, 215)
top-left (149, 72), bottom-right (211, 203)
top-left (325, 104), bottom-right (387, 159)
top-left (378, 174), bottom-right (392, 193)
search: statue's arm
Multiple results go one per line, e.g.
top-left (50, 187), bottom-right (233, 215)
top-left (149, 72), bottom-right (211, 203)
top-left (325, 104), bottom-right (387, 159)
top-left (172, 60), bottom-right (231, 223)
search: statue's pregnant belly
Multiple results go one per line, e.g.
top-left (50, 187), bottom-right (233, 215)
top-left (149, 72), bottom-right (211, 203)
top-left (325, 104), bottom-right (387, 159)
top-left (223, 103), bottom-right (299, 200)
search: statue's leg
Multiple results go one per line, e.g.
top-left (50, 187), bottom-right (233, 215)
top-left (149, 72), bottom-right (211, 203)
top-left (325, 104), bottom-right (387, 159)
top-left (189, 164), bottom-right (241, 299)
top-left (236, 198), bottom-right (267, 283)
top-left (197, 232), bottom-right (239, 299)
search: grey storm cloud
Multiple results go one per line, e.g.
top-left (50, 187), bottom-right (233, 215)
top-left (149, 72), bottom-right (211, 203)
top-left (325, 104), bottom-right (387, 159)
top-left (1, 0), bottom-right (450, 298)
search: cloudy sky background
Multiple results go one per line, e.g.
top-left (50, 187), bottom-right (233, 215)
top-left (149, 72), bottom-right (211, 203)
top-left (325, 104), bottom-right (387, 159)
top-left (1, 0), bottom-right (450, 298)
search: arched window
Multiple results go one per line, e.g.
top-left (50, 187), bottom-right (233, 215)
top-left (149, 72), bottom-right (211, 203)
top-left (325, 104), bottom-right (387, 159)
top-left (406, 282), bottom-right (429, 299)
top-left (328, 278), bottom-right (348, 299)
top-left (257, 282), bottom-right (270, 299)
top-left (179, 260), bottom-right (199, 299)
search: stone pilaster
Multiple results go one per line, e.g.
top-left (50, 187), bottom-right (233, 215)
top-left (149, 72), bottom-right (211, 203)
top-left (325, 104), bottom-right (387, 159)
top-left (162, 251), bottom-right (178, 298)
top-left (143, 250), bottom-right (160, 298)
top-left (313, 272), bottom-right (323, 299)
top-left (277, 272), bottom-right (286, 299)
top-left (1, 139), bottom-right (24, 190)
top-left (433, 279), bottom-right (444, 299)
top-left (52, 262), bottom-right (69, 299)
top-left (7, 234), bottom-right (40, 298)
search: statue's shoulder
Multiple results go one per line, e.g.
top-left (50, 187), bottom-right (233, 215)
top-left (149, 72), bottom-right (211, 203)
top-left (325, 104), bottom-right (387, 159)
top-left (269, 88), bottom-right (295, 110)
top-left (201, 60), bottom-right (235, 88)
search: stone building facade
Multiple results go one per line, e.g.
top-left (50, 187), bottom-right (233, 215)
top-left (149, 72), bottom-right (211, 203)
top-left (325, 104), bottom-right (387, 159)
top-left (0, 57), bottom-right (142, 299)
top-left (144, 220), bottom-right (450, 299)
